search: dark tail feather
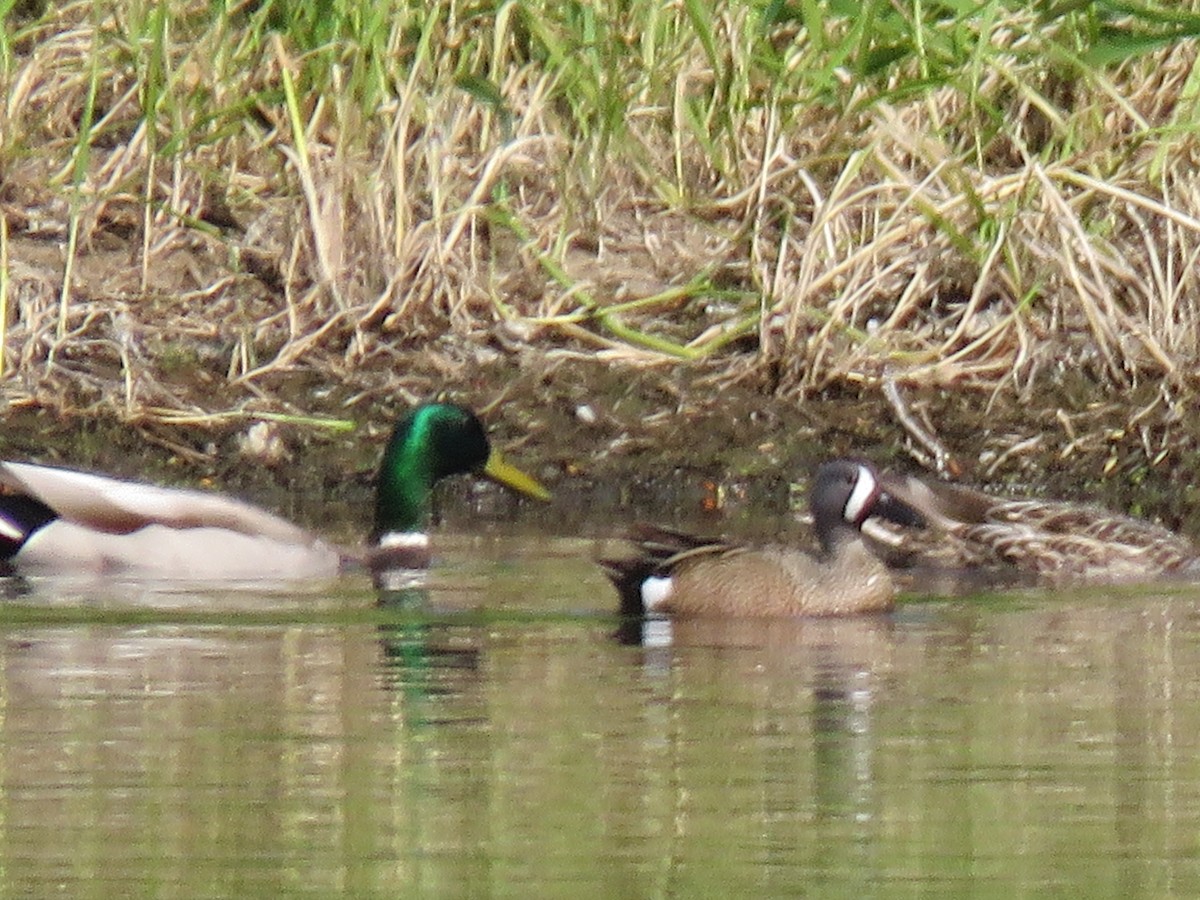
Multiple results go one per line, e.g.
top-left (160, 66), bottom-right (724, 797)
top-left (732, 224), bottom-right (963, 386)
top-left (599, 523), bottom-right (727, 619)
top-left (599, 523), bottom-right (714, 618)
top-left (597, 555), bottom-right (657, 618)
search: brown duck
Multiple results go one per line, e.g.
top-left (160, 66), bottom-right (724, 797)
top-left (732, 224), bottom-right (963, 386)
top-left (871, 469), bottom-right (1200, 587)
top-left (600, 459), bottom-right (920, 617)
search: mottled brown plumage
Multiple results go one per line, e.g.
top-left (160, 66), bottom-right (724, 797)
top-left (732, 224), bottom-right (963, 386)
top-left (871, 471), bottom-right (1200, 587)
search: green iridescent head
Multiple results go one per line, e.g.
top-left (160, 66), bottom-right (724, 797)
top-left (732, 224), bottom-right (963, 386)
top-left (372, 402), bottom-right (550, 541)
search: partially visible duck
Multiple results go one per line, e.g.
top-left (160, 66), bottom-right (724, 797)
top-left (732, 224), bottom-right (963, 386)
top-left (0, 402), bottom-right (550, 582)
top-left (871, 469), bottom-right (1200, 587)
top-left (599, 459), bottom-right (920, 618)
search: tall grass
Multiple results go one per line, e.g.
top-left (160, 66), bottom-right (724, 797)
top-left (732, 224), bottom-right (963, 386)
top-left (1, 0), bottom-right (1200, 421)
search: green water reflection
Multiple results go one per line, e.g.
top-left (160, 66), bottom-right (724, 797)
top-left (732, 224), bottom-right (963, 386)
top-left (0, 535), bottom-right (1196, 896)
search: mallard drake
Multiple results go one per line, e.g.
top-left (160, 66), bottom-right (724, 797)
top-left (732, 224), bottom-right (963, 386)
top-left (599, 460), bottom-right (920, 617)
top-left (0, 402), bottom-right (550, 582)
top-left (871, 469), bottom-right (1200, 587)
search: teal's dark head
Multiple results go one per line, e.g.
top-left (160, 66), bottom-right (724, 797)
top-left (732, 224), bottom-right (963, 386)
top-left (372, 402), bottom-right (549, 542)
top-left (810, 459), bottom-right (924, 554)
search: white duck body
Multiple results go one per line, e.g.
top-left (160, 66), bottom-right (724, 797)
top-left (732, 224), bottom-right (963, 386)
top-left (0, 462), bottom-right (346, 581)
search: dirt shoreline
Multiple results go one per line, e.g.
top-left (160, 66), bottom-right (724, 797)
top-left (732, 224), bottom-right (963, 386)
top-left (3, 341), bottom-right (1198, 542)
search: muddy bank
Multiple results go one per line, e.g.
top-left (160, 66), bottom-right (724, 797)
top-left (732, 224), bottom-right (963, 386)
top-left (4, 345), bottom-right (1200, 542)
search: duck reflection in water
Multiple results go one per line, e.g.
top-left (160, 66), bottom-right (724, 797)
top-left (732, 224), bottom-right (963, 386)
top-left (623, 613), bottom-right (897, 830)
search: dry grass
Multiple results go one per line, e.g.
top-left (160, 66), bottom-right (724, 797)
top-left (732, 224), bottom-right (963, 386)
top-left (2, 0), bottom-right (1200, 458)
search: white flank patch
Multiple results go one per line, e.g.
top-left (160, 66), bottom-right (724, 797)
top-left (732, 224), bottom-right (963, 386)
top-left (0, 513), bottom-right (24, 543)
top-left (842, 464), bottom-right (878, 524)
top-left (640, 575), bottom-right (674, 611)
top-left (376, 532), bottom-right (431, 550)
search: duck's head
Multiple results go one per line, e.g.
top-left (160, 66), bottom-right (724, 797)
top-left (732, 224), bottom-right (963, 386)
top-left (810, 459), bottom-right (922, 554)
top-left (372, 402), bottom-right (550, 544)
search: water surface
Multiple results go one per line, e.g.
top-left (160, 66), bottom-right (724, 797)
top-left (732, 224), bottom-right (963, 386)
top-left (1, 533), bottom-right (1198, 897)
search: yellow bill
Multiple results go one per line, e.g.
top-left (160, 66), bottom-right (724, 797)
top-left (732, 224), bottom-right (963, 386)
top-left (483, 449), bottom-right (552, 502)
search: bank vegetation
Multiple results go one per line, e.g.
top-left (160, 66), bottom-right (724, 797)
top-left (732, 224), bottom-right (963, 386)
top-left (3, 0), bottom-right (1200, 502)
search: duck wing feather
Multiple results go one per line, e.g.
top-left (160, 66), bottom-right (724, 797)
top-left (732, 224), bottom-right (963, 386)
top-left (0, 462), bottom-right (317, 545)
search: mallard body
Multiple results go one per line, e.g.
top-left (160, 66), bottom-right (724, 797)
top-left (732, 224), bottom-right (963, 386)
top-left (600, 460), bottom-right (918, 618)
top-left (0, 403), bottom-right (549, 583)
top-left (0, 461), bottom-right (345, 580)
top-left (872, 471), bottom-right (1200, 587)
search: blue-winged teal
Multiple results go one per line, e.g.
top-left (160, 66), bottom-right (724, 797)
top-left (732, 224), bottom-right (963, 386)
top-left (871, 469), bottom-right (1200, 587)
top-left (600, 459), bottom-right (920, 617)
top-left (0, 402), bottom-right (550, 580)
